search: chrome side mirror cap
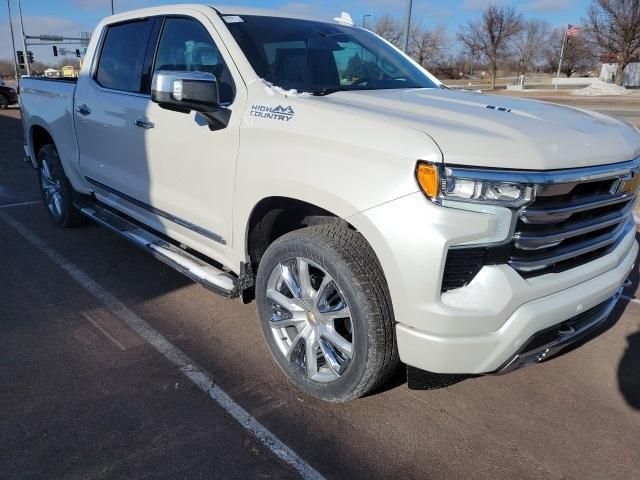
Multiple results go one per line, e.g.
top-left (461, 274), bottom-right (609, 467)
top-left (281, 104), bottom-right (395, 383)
top-left (151, 70), bottom-right (220, 111)
top-left (151, 70), bottom-right (230, 130)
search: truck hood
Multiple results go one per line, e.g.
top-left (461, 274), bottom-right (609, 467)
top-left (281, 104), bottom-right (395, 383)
top-left (317, 88), bottom-right (640, 170)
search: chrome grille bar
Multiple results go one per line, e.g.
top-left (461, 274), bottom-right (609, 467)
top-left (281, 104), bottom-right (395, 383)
top-left (445, 157), bottom-right (639, 185)
top-left (510, 220), bottom-right (634, 272)
top-left (513, 201), bottom-right (635, 250)
top-left (519, 193), bottom-right (634, 224)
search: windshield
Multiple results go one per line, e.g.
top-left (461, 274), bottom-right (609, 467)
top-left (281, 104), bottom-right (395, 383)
top-left (223, 15), bottom-right (439, 94)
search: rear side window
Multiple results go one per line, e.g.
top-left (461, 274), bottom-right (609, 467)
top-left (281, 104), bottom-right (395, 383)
top-left (154, 17), bottom-right (235, 103)
top-left (95, 20), bottom-right (152, 93)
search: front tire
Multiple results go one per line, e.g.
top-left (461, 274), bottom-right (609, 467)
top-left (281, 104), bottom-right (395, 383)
top-left (37, 144), bottom-right (85, 227)
top-left (255, 225), bottom-right (398, 402)
top-left (0, 94), bottom-right (8, 110)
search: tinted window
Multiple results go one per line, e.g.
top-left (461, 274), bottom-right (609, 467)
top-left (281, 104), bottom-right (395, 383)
top-left (154, 17), bottom-right (235, 103)
top-left (225, 15), bottom-right (438, 94)
top-left (96, 20), bottom-right (152, 92)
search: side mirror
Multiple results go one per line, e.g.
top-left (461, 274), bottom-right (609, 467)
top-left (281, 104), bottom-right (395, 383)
top-left (151, 70), bottom-right (230, 130)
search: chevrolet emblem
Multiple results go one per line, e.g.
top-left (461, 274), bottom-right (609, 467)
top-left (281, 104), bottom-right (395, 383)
top-left (614, 173), bottom-right (640, 195)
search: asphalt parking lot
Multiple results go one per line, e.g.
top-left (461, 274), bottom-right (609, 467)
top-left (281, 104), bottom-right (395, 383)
top-left (1, 105), bottom-right (639, 480)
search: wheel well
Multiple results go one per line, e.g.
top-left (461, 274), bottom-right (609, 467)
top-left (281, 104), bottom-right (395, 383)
top-left (246, 196), bottom-right (350, 271)
top-left (31, 125), bottom-right (54, 160)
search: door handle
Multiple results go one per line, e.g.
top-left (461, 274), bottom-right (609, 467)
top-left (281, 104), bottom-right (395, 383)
top-left (75, 104), bottom-right (91, 116)
top-left (134, 119), bottom-right (155, 129)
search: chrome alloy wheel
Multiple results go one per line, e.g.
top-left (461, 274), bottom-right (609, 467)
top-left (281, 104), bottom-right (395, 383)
top-left (39, 157), bottom-right (63, 218)
top-left (266, 257), bottom-right (354, 383)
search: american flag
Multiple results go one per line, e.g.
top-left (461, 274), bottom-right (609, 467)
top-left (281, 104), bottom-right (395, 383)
top-left (566, 25), bottom-right (581, 37)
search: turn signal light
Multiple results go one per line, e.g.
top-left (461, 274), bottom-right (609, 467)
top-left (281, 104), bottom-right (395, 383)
top-left (416, 163), bottom-right (439, 198)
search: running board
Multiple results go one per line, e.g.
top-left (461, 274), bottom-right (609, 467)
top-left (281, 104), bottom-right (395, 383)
top-left (78, 203), bottom-right (238, 298)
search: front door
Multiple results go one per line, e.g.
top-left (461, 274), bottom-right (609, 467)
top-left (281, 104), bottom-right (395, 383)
top-left (131, 14), bottom-right (245, 264)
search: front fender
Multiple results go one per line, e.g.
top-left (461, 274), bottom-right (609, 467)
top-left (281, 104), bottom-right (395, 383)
top-left (232, 85), bottom-right (443, 266)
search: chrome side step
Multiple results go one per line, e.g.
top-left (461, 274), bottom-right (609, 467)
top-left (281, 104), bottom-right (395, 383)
top-left (78, 203), bottom-right (238, 298)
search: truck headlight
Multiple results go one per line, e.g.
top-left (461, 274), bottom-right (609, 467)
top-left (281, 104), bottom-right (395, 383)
top-left (416, 162), bottom-right (535, 208)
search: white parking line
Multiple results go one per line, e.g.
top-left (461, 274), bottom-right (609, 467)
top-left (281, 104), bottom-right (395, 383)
top-left (0, 210), bottom-right (324, 480)
top-left (0, 200), bottom-right (42, 209)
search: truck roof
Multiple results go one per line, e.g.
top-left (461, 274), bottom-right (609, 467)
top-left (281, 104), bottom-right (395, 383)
top-left (213, 4), bottom-right (324, 21)
top-left (103, 3), bottom-right (332, 25)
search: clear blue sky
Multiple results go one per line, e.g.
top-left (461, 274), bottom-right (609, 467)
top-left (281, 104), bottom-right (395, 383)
top-left (1, 0), bottom-right (592, 63)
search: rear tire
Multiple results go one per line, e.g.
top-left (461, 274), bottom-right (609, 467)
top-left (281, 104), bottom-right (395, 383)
top-left (37, 144), bottom-right (86, 227)
top-left (255, 224), bottom-right (399, 402)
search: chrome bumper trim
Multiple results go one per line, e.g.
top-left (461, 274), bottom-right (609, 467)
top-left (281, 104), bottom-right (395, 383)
top-left (495, 285), bottom-right (625, 374)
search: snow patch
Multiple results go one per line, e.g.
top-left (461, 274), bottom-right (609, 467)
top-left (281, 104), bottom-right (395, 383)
top-left (440, 282), bottom-right (487, 310)
top-left (262, 80), bottom-right (311, 98)
top-left (570, 80), bottom-right (631, 96)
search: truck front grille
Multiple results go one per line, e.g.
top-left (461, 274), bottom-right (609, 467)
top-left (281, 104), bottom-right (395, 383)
top-left (442, 163), bottom-right (638, 291)
top-left (510, 177), bottom-right (636, 276)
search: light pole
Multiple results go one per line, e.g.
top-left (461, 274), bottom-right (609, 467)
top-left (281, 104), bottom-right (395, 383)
top-left (6, 0), bottom-right (19, 83)
top-left (362, 14), bottom-right (372, 29)
top-left (16, 0), bottom-right (29, 75)
top-left (110, 0), bottom-right (114, 15)
top-left (401, 0), bottom-right (413, 53)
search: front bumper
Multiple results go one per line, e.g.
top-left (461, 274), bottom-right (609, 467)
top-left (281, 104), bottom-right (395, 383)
top-left (396, 237), bottom-right (636, 374)
top-left (348, 191), bottom-right (638, 375)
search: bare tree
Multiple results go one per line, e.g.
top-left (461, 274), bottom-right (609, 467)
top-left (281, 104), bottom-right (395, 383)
top-left (457, 4), bottom-right (524, 89)
top-left (0, 59), bottom-right (15, 78)
top-left (544, 27), bottom-right (595, 77)
top-left (373, 14), bottom-right (403, 47)
top-left (514, 19), bottom-right (550, 75)
top-left (584, 0), bottom-right (640, 85)
top-left (30, 61), bottom-right (49, 76)
top-left (410, 25), bottom-right (448, 69)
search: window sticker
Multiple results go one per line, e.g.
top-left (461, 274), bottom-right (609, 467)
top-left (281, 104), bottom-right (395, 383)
top-left (222, 15), bottom-right (244, 23)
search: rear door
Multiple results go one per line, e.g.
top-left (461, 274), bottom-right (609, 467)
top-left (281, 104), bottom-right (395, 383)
top-left (75, 17), bottom-right (158, 206)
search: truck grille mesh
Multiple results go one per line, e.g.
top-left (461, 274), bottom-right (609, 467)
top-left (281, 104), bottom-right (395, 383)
top-left (442, 172), bottom-right (637, 291)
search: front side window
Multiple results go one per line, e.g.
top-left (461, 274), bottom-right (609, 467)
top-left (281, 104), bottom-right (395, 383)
top-left (225, 15), bottom-right (439, 94)
top-left (154, 17), bottom-right (235, 103)
top-left (95, 20), bottom-right (152, 93)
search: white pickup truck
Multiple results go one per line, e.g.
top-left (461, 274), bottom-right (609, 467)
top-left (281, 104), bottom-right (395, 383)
top-left (20, 4), bottom-right (640, 402)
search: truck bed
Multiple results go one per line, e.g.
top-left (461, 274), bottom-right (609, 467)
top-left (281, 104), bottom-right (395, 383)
top-left (20, 76), bottom-right (79, 183)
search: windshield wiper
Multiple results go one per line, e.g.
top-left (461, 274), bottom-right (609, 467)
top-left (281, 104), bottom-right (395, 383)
top-left (310, 87), bottom-right (350, 96)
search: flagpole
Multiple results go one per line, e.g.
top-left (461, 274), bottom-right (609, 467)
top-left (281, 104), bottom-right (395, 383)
top-left (401, 0), bottom-right (413, 53)
top-left (555, 25), bottom-right (568, 91)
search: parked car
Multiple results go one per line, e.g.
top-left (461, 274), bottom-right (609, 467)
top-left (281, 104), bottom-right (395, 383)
top-left (0, 83), bottom-right (19, 109)
top-left (20, 4), bottom-right (640, 402)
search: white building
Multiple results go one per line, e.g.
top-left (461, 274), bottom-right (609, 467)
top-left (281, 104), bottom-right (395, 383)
top-left (600, 62), bottom-right (640, 87)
